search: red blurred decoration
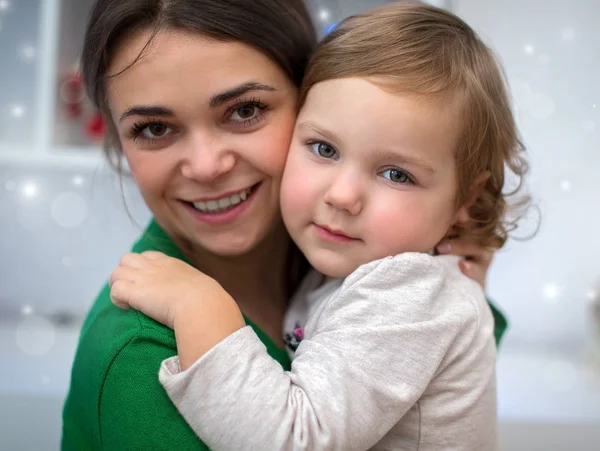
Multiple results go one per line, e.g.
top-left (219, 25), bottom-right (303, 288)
top-left (86, 113), bottom-right (106, 141)
top-left (61, 71), bottom-right (84, 119)
top-left (60, 64), bottom-right (106, 142)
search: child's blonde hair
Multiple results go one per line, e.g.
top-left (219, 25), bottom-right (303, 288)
top-left (300, 2), bottom-right (530, 249)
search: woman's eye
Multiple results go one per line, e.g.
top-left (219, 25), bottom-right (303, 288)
top-left (140, 123), bottom-right (172, 139)
top-left (381, 168), bottom-right (412, 184)
top-left (310, 142), bottom-right (338, 159)
top-left (231, 105), bottom-right (259, 122)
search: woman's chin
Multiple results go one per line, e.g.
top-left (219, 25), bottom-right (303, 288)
top-left (202, 241), bottom-right (257, 257)
top-left (192, 229), bottom-right (269, 258)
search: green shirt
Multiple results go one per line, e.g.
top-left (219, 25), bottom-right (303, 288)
top-left (62, 219), bottom-right (507, 450)
top-left (61, 220), bottom-right (291, 451)
top-left (490, 296), bottom-right (508, 347)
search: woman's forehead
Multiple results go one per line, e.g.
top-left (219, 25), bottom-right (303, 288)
top-left (109, 30), bottom-right (277, 79)
top-left (106, 30), bottom-right (293, 112)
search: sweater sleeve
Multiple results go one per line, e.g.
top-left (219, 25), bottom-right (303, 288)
top-left (159, 254), bottom-right (478, 451)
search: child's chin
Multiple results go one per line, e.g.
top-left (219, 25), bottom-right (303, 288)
top-left (309, 257), bottom-right (358, 279)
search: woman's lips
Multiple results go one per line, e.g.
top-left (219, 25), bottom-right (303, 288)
top-left (182, 183), bottom-right (261, 226)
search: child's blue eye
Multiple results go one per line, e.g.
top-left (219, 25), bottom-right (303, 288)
top-left (310, 142), bottom-right (338, 159)
top-left (381, 168), bottom-right (412, 184)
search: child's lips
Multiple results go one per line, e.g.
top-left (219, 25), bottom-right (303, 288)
top-left (313, 223), bottom-right (359, 243)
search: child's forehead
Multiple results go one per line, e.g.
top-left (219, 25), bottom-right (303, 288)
top-left (297, 78), bottom-right (463, 165)
top-left (367, 76), bottom-right (465, 109)
top-left (301, 77), bottom-right (464, 124)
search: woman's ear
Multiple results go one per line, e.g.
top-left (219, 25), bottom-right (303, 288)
top-left (455, 172), bottom-right (491, 226)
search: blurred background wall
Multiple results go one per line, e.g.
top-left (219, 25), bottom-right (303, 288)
top-left (0, 0), bottom-right (598, 449)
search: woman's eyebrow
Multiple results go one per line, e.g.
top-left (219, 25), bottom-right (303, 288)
top-left (119, 106), bottom-right (173, 123)
top-left (118, 82), bottom-right (277, 123)
top-left (209, 82), bottom-right (276, 108)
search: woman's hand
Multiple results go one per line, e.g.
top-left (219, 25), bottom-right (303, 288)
top-left (435, 235), bottom-right (494, 290)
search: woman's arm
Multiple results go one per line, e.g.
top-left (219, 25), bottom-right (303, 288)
top-left (99, 335), bottom-right (211, 451)
top-left (61, 284), bottom-right (211, 451)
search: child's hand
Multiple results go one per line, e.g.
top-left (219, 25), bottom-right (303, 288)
top-left (109, 251), bottom-right (221, 329)
top-left (110, 251), bottom-right (245, 368)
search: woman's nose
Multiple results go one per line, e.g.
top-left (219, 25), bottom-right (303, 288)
top-left (180, 133), bottom-right (236, 183)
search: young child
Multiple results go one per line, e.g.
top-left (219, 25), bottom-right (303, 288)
top-left (109, 2), bottom-right (528, 450)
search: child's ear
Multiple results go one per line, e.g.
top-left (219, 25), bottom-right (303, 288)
top-left (455, 172), bottom-right (491, 226)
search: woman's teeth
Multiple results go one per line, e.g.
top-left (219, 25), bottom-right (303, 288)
top-left (192, 187), bottom-right (252, 213)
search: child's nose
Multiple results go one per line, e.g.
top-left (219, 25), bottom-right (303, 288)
top-left (323, 173), bottom-right (363, 216)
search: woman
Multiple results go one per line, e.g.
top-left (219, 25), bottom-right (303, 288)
top-left (61, 0), bottom-right (505, 449)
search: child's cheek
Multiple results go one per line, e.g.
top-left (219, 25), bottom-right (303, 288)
top-left (280, 150), bottom-right (314, 230)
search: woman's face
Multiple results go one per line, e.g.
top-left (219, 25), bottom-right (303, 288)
top-left (107, 30), bottom-right (298, 256)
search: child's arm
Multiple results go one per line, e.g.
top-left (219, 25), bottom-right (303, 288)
top-left (118, 254), bottom-right (484, 451)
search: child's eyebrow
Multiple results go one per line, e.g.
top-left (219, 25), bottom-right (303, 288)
top-left (297, 121), bottom-right (343, 146)
top-left (370, 148), bottom-right (437, 174)
top-left (299, 120), bottom-right (436, 174)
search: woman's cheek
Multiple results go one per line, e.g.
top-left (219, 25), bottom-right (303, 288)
top-left (270, 107), bottom-right (299, 167)
top-left (250, 120), bottom-right (295, 181)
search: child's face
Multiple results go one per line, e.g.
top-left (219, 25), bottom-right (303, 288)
top-left (280, 77), bottom-right (467, 278)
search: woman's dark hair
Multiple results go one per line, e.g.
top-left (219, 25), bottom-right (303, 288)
top-left (81, 0), bottom-right (317, 163)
